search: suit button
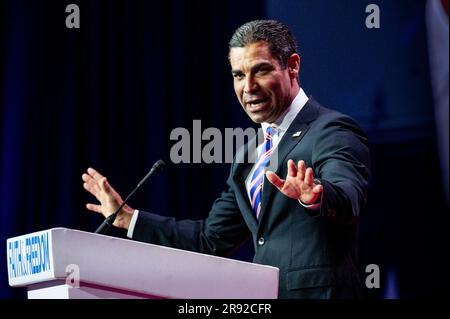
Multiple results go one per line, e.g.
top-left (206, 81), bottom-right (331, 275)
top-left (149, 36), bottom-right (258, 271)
top-left (257, 237), bottom-right (265, 246)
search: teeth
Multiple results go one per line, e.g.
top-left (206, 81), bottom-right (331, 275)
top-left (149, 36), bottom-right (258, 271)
top-left (249, 98), bottom-right (266, 104)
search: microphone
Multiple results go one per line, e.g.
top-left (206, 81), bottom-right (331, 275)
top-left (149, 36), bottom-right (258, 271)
top-left (94, 160), bottom-right (166, 235)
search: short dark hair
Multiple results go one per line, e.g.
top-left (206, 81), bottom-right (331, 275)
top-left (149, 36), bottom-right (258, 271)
top-left (229, 20), bottom-right (298, 69)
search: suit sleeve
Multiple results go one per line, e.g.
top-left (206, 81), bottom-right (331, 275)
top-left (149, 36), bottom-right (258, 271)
top-left (131, 168), bottom-right (251, 257)
top-left (311, 114), bottom-right (371, 223)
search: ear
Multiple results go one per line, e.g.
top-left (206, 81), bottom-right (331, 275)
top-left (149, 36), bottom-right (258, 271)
top-left (287, 53), bottom-right (300, 78)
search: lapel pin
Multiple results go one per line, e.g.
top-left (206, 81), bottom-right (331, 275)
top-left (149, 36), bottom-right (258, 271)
top-left (292, 131), bottom-right (302, 137)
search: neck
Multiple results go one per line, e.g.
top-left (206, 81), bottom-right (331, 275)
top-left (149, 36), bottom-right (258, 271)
top-left (291, 81), bottom-right (300, 98)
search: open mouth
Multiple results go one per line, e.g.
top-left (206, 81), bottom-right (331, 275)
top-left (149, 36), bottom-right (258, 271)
top-left (246, 97), bottom-right (270, 111)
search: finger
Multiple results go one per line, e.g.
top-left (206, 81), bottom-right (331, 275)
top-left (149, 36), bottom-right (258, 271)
top-left (92, 183), bottom-right (102, 196)
top-left (266, 171), bottom-right (285, 189)
top-left (287, 159), bottom-right (297, 177)
top-left (297, 160), bottom-right (306, 181)
top-left (87, 167), bottom-right (104, 181)
top-left (313, 184), bottom-right (323, 194)
top-left (82, 173), bottom-right (97, 187)
top-left (86, 203), bottom-right (103, 214)
top-left (304, 167), bottom-right (315, 186)
top-left (99, 177), bottom-right (111, 194)
top-left (82, 174), bottom-right (96, 189)
top-left (81, 173), bottom-right (90, 182)
top-left (83, 182), bottom-right (96, 195)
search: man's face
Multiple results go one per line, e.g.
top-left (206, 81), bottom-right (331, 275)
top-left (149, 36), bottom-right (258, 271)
top-left (229, 41), bottom-right (299, 124)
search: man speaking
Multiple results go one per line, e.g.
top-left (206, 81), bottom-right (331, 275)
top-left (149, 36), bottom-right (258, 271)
top-left (82, 20), bottom-right (370, 299)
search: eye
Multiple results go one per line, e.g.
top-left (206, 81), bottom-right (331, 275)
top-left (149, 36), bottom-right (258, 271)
top-left (233, 73), bottom-right (244, 80)
top-left (256, 67), bottom-right (270, 75)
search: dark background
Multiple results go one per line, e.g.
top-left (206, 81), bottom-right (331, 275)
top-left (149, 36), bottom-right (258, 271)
top-left (1, 0), bottom-right (448, 299)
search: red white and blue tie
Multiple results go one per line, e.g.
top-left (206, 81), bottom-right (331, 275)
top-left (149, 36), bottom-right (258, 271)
top-left (248, 126), bottom-right (276, 220)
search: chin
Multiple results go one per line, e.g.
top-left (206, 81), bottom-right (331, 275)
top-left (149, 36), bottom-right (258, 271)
top-left (245, 109), bottom-right (272, 124)
top-left (248, 114), bottom-right (267, 124)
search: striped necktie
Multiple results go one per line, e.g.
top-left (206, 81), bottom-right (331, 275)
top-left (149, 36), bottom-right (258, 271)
top-left (248, 126), bottom-right (276, 220)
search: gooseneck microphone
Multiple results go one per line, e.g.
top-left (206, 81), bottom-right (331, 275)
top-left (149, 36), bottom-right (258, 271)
top-left (94, 160), bottom-right (166, 235)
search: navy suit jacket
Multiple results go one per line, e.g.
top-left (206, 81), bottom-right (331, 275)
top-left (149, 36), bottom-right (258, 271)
top-left (132, 97), bottom-right (371, 298)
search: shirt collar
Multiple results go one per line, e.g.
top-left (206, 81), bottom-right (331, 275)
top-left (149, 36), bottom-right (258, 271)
top-left (261, 87), bottom-right (309, 135)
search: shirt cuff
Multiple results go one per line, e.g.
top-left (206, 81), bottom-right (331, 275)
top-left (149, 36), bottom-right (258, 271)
top-left (298, 192), bottom-right (323, 211)
top-left (127, 209), bottom-right (140, 238)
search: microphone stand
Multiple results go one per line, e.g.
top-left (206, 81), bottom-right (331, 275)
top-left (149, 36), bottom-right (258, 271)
top-left (94, 160), bottom-right (165, 235)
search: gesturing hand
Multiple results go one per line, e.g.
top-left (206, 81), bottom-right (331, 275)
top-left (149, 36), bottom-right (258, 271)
top-left (266, 159), bottom-right (323, 205)
top-left (81, 167), bottom-right (134, 229)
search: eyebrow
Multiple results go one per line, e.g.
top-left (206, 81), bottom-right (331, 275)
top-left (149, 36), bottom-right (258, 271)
top-left (231, 62), bottom-right (274, 75)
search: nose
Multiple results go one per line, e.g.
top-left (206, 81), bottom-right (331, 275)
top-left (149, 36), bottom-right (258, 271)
top-left (243, 75), bottom-right (258, 94)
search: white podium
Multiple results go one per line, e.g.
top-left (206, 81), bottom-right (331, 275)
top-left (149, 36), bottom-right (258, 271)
top-left (6, 228), bottom-right (279, 299)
